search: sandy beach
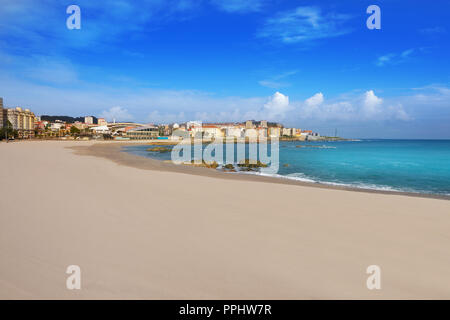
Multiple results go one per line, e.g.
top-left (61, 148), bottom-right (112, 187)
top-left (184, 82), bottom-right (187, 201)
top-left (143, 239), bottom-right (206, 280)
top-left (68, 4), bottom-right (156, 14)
top-left (1, 140), bottom-right (450, 299)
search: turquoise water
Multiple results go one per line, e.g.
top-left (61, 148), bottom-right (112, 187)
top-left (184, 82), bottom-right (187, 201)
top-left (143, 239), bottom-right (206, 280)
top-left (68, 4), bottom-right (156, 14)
top-left (123, 140), bottom-right (450, 196)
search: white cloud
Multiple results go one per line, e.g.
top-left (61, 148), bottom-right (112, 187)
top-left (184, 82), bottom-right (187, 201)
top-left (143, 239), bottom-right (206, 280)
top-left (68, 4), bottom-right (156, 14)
top-left (303, 92), bottom-right (324, 117)
top-left (305, 92), bottom-right (324, 106)
top-left (258, 80), bottom-right (288, 89)
top-left (387, 104), bottom-right (411, 121)
top-left (148, 110), bottom-right (186, 124)
top-left (419, 27), bottom-right (446, 35)
top-left (259, 70), bottom-right (298, 89)
top-left (258, 6), bottom-right (352, 44)
top-left (211, 0), bottom-right (264, 13)
top-left (297, 90), bottom-right (411, 122)
top-left (376, 54), bottom-right (395, 66)
top-left (263, 91), bottom-right (291, 119)
top-left (361, 90), bottom-right (383, 118)
top-left (376, 49), bottom-right (415, 66)
top-left (100, 106), bottom-right (133, 122)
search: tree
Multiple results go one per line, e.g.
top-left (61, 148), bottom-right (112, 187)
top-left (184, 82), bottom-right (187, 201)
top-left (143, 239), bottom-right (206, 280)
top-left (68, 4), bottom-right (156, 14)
top-left (70, 126), bottom-right (81, 135)
top-left (0, 120), bottom-right (16, 140)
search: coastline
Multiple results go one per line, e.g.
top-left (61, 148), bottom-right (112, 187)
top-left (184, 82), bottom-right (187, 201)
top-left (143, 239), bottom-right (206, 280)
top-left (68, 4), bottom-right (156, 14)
top-left (73, 141), bottom-right (450, 200)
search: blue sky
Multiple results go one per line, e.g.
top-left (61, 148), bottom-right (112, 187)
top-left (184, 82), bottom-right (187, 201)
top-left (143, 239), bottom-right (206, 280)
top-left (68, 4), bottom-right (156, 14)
top-left (0, 0), bottom-right (449, 138)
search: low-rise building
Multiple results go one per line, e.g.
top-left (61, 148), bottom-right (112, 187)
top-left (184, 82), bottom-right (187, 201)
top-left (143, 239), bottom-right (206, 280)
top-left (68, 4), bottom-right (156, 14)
top-left (202, 125), bottom-right (224, 139)
top-left (257, 127), bottom-right (268, 138)
top-left (35, 121), bottom-right (46, 131)
top-left (225, 126), bottom-right (244, 138)
top-left (281, 128), bottom-right (298, 137)
top-left (50, 122), bottom-right (64, 131)
top-left (245, 128), bottom-right (258, 139)
top-left (91, 125), bottom-right (111, 134)
top-left (268, 127), bottom-right (281, 137)
top-left (98, 118), bottom-right (107, 126)
top-left (186, 121), bottom-right (201, 129)
top-left (73, 121), bottom-right (87, 130)
top-left (126, 125), bottom-right (159, 139)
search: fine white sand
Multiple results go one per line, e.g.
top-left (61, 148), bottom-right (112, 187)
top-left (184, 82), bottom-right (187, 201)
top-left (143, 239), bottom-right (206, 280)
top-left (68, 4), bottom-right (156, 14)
top-left (1, 140), bottom-right (450, 299)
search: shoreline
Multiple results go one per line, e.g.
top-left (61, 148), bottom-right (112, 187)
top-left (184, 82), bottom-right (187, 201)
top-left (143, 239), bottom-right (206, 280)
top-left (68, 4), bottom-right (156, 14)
top-left (72, 141), bottom-right (450, 201)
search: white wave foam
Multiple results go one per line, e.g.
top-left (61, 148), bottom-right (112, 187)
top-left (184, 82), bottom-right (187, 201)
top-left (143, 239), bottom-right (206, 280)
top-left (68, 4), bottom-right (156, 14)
top-left (236, 170), bottom-right (434, 194)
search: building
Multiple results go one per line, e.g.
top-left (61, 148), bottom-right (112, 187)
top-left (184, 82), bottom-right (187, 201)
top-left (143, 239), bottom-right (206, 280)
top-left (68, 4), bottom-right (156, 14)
top-left (202, 125), bottom-right (224, 139)
top-left (245, 120), bottom-right (254, 129)
top-left (268, 127), bottom-right (281, 138)
top-left (186, 121), bottom-right (201, 129)
top-left (190, 125), bottom-right (203, 138)
top-left (225, 126), bottom-right (244, 138)
top-left (126, 125), bottom-right (159, 139)
top-left (3, 107), bottom-right (36, 138)
top-left (35, 121), bottom-right (46, 131)
top-left (244, 128), bottom-right (258, 139)
top-left (50, 122), bottom-right (64, 131)
top-left (84, 116), bottom-right (94, 125)
top-left (73, 121), bottom-right (87, 130)
top-left (257, 127), bottom-right (268, 138)
top-left (91, 125), bottom-right (111, 134)
top-left (97, 118), bottom-right (107, 126)
top-left (280, 128), bottom-right (297, 137)
top-left (0, 98), bottom-right (3, 129)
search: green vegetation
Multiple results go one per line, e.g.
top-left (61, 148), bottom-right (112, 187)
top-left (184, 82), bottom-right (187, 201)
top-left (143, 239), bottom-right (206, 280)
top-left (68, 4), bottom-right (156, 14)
top-left (70, 126), bottom-right (80, 135)
top-left (0, 121), bottom-right (18, 140)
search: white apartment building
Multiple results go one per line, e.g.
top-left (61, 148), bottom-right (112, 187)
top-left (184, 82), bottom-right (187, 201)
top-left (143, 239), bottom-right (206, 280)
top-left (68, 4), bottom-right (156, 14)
top-left (84, 116), bottom-right (94, 125)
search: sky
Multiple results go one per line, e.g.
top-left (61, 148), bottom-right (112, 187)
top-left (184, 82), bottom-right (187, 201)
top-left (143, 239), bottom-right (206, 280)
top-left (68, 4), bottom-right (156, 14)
top-left (0, 0), bottom-right (449, 138)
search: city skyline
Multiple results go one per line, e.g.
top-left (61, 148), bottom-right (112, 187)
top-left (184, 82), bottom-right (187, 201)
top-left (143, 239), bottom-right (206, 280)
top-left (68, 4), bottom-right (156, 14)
top-left (0, 0), bottom-right (449, 138)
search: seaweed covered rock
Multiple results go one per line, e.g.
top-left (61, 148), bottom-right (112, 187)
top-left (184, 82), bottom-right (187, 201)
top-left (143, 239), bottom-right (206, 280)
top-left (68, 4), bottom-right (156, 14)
top-left (182, 160), bottom-right (219, 169)
top-left (147, 146), bottom-right (172, 153)
top-left (237, 159), bottom-right (268, 168)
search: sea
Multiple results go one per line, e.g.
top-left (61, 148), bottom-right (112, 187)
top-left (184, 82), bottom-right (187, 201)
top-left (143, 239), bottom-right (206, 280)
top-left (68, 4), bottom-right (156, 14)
top-left (123, 139), bottom-right (450, 196)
